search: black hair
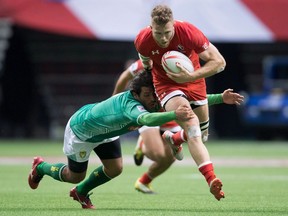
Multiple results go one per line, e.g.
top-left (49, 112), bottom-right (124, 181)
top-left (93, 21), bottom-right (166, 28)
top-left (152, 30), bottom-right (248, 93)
top-left (129, 70), bottom-right (154, 95)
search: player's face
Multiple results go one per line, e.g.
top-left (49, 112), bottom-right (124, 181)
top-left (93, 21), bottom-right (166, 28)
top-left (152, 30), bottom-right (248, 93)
top-left (151, 21), bottom-right (174, 48)
top-left (136, 87), bottom-right (158, 111)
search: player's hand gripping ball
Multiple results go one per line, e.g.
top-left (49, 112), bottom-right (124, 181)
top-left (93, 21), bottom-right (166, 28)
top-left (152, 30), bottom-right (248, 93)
top-left (161, 51), bottom-right (194, 74)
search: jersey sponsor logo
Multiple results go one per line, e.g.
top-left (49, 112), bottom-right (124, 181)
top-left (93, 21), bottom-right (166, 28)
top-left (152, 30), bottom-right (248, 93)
top-left (137, 105), bottom-right (146, 112)
top-left (152, 50), bottom-right (159, 55)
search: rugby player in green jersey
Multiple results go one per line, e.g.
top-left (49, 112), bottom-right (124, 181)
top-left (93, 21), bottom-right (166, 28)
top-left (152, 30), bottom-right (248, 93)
top-left (28, 71), bottom-right (193, 209)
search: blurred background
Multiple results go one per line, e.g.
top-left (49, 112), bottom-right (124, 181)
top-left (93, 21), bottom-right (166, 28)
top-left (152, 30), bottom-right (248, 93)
top-left (0, 0), bottom-right (287, 140)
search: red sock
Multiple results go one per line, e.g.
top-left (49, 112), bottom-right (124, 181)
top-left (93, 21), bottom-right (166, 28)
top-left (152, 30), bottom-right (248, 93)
top-left (172, 130), bottom-right (187, 146)
top-left (198, 162), bottom-right (216, 186)
top-left (139, 173), bottom-right (152, 184)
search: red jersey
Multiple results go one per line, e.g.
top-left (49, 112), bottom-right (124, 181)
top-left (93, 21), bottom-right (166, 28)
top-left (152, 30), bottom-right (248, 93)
top-left (135, 20), bottom-right (209, 105)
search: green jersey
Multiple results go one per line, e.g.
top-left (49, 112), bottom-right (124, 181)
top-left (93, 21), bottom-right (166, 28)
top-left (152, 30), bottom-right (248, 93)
top-left (70, 91), bottom-right (150, 143)
top-left (69, 90), bottom-right (224, 143)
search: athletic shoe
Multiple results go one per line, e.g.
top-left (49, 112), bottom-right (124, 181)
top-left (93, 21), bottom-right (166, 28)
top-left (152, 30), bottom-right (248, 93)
top-left (210, 178), bottom-right (225, 201)
top-left (162, 130), bottom-right (184, 160)
top-left (70, 187), bottom-right (95, 209)
top-left (133, 136), bottom-right (144, 166)
top-left (28, 156), bottom-right (44, 189)
top-left (134, 179), bottom-right (155, 194)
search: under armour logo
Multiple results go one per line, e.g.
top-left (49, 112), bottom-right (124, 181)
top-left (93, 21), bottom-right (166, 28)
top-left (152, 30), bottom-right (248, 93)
top-left (152, 50), bottom-right (159, 55)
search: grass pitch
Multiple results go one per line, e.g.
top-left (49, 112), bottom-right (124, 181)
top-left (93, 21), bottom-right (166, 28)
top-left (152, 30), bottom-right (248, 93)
top-left (0, 139), bottom-right (288, 216)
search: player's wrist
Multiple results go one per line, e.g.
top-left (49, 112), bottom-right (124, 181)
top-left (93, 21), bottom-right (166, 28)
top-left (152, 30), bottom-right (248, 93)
top-left (171, 110), bottom-right (177, 119)
top-left (188, 73), bottom-right (197, 82)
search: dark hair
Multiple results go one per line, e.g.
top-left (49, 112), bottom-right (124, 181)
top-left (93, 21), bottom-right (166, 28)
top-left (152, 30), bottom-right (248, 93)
top-left (129, 70), bottom-right (154, 95)
top-left (151, 5), bottom-right (173, 26)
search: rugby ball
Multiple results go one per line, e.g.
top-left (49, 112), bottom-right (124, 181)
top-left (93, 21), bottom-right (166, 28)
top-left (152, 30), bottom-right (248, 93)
top-left (161, 51), bottom-right (194, 73)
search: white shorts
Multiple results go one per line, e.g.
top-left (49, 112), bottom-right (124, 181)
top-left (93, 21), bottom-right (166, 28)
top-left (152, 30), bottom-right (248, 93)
top-left (160, 90), bottom-right (207, 108)
top-left (63, 119), bottom-right (119, 162)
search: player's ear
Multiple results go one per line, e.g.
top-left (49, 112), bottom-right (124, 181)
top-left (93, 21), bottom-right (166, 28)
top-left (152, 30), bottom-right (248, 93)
top-left (136, 93), bottom-right (143, 102)
top-left (131, 91), bottom-right (139, 99)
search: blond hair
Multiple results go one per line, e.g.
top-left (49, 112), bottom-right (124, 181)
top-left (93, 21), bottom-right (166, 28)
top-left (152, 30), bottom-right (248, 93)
top-left (151, 5), bottom-right (173, 26)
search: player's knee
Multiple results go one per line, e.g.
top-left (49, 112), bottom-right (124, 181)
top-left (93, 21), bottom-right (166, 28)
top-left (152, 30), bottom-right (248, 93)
top-left (105, 164), bottom-right (123, 178)
top-left (111, 168), bottom-right (123, 178)
top-left (150, 150), bottom-right (166, 161)
top-left (187, 125), bottom-right (201, 138)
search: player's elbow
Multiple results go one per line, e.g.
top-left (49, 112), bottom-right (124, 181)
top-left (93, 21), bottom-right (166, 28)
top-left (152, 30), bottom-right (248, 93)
top-left (216, 57), bottom-right (226, 73)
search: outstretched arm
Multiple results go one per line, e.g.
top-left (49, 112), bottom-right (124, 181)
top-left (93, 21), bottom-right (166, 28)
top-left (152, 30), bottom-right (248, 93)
top-left (207, 89), bottom-right (244, 106)
top-left (138, 105), bottom-right (193, 126)
top-left (221, 88), bottom-right (244, 105)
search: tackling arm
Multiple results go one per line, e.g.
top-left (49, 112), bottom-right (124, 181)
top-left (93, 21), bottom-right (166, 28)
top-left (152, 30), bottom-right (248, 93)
top-left (138, 111), bottom-right (176, 126)
top-left (207, 89), bottom-right (244, 106)
top-left (207, 93), bottom-right (223, 106)
top-left (138, 104), bottom-right (193, 126)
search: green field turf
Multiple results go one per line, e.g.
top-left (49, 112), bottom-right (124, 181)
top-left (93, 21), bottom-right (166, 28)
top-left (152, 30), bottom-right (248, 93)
top-left (0, 139), bottom-right (288, 216)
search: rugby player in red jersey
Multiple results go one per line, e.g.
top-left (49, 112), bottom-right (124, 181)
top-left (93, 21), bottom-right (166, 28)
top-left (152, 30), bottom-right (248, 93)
top-left (134, 5), bottom-right (226, 200)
